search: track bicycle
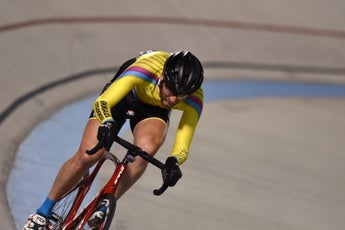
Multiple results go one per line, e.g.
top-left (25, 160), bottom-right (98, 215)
top-left (47, 133), bottom-right (171, 230)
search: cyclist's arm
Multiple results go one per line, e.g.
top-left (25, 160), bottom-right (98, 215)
top-left (93, 76), bottom-right (142, 123)
top-left (93, 52), bottom-right (166, 123)
top-left (170, 88), bottom-right (204, 165)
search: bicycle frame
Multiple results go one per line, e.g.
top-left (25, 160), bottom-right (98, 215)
top-left (60, 152), bottom-right (123, 229)
top-left (52, 134), bottom-right (168, 229)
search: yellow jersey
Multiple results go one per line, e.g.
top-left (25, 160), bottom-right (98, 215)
top-left (93, 51), bottom-right (204, 164)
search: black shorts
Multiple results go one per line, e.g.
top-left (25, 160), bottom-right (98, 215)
top-left (89, 58), bottom-right (171, 133)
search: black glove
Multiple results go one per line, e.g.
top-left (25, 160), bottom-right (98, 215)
top-left (161, 157), bottom-right (182, 187)
top-left (97, 120), bottom-right (118, 150)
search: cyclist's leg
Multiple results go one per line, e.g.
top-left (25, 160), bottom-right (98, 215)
top-left (23, 118), bottom-right (104, 228)
top-left (115, 117), bottom-right (168, 198)
top-left (114, 100), bottom-right (170, 199)
top-left (47, 118), bottom-right (104, 201)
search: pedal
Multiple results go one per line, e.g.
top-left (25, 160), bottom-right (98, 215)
top-left (88, 210), bottom-right (105, 228)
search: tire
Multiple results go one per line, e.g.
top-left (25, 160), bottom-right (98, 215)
top-left (98, 193), bottom-right (116, 230)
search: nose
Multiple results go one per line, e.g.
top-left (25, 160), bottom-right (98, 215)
top-left (166, 95), bottom-right (178, 103)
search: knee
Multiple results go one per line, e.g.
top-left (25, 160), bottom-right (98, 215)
top-left (135, 136), bottom-right (164, 156)
top-left (128, 139), bottom-right (160, 176)
top-left (72, 147), bottom-right (102, 170)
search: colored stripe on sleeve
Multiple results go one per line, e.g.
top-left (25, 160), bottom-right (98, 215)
top-left (184, 95), bottom-right (203, 117)
top-left (119, 66), bottom-right (159, 84)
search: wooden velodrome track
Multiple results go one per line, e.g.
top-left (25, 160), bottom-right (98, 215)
top-left (1, 1), bottom-right (345, 229)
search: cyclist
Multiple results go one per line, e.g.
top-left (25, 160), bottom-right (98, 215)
top-left (23, 50), bottom-right (204, 229)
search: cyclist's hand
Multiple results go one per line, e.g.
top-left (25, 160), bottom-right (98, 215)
top-left (97, 120), bottom-right (118, 150)
top-left (161, 156), bottom-right (182, 187)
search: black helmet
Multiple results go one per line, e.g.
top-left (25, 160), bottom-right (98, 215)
top-left (163, 51), bottom-right (204, 95)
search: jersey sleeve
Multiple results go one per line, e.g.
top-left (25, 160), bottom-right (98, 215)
top-left (93, 76), bottom-right (141, 123)
top-left (170, 88), bottom-right (204, 164)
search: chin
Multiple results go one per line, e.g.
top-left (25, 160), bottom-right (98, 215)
top-left (162, 104), bottom-right (172, 109)
top-left (161, 102), bottom-right (173, 109)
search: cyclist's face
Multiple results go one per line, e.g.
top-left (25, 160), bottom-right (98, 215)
top-left (159, 80), bottom-right (187, 108)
